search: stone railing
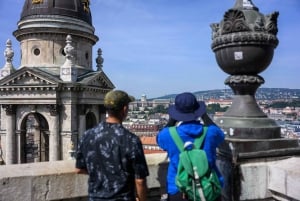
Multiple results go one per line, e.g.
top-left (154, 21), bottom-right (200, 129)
top-left (235, 156), bottom-right (300, 201)
top-left (0, 154), bottom-right (300, 201)
top-left (0, 153), bottom-right (168, 201)
top-left (268, 157), bottom-right (300, 200)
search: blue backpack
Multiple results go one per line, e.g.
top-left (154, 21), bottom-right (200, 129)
top-left (169, 126), bottom-right (222, 201)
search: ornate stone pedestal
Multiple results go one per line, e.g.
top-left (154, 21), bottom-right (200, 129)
top-left (210, 0), bottom-right (300, 200)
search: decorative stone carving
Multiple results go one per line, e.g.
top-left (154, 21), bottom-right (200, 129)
top-left (0, 39), bottom-right (15, 79)
top-left (265, 12), bottom-right (279, 35)
top-left (0, 68), bottom-right (58, 88)
top-left (211, 0), bottom-right (280, 137)
top-left (222, 9), bottom-right (251, 34)
top-left (211, 9), bottom-right (279, 53)
top-left (96, 48), bottom-right (104, 71)
top-left (211, 0), bottom-right (279, 75)
top-left (79, 71), bottom-right (114, 90)
top-left (225, 75), bottom-right (264, 85)
top-left (82, 0), bottom-right (90, 13)
top-left (3, 39), bottom-right (14, 68)
top-left (63, 35), bottom-right (75, 67)
top-left (32, 0), bottom-right (43, 4)
top-left (47, 104), bottom-right (59, 116)
top-left (211, 2), bottom-right (300, 201)
top-left (61, 35), bottom-right (77, 82)
top-left (2, 104), bottom-right (16, 115)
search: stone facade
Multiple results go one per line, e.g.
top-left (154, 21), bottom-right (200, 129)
top-left (0, 0), bottom-right (114, 164)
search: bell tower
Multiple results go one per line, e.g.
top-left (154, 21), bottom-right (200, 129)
top-left (14, 0), bottom-right (98, 72)
top-left (0, 0), bottom-right (114, 164)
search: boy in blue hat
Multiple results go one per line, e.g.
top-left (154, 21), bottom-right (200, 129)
top-left (157, 92), bottom-right (224, 201)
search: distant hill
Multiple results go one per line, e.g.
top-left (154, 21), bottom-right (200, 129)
top-left (151, 88), bottom-right (300, 101)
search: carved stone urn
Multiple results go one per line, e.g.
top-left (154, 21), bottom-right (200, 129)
top-left (211, 1), bottom-right (300, 200)
top-left (211, 0), bottom-right (281, 140)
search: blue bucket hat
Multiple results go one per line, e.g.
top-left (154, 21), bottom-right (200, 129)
top-left (168, 92), bottom-right (206, 122)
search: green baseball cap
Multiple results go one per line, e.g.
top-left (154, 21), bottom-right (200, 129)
top-left (104, 90), bottom-right (135, 109)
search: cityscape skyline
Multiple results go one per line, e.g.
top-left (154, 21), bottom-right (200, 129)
top-left (0, 0), bottom-right (300, 99)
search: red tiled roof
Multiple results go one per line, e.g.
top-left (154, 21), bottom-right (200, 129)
top-left (143, 149), bottom-right (165, 154)
top-left (140, 136), bottom-right (157, 145)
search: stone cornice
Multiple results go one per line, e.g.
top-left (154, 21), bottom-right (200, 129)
top-left (78, 71), bottom-right (115, 89)
top-left (0, 85), bottom-right (111, 93)
top-left (0, 86), bottom-right (58, 92)
top-left (18, 15), bottom-right (95, 33)
top-left (211, 31), bottom-right (278, 51)
top-left (14, 26), bottom-right (98, 45)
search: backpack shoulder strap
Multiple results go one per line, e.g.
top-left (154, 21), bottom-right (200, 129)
top-left (194, 126), bottom-right (208, 149)
top-left (169, 126), bottom-right (184, 152)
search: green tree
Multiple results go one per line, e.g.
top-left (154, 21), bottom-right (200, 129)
top-left (267, 100), bottom-right (300, 108)
top-left (149, 104), bottom-right (168, 114)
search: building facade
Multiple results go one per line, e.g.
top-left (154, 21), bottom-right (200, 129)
top-left (0, 0), bottom-right (114, 164)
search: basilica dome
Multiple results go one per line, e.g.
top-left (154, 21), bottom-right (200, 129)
top-left (14, 0), bottom-right (98, 69)
top-left (20, 0), bottom-right (92, 25)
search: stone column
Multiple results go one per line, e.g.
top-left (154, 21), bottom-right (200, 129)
top-left (2, 105), bottom-right (16, 164)
top-left (47, 104), bottom-right (60, 161)
top-left (78, 105), bottom-right (86, 139)
top-left (15, 130), bottom-right (21, 163)
top-left (99, 105), bottom-right (106, 122)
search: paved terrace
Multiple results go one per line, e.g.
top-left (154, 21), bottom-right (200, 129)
top-left (0, 154), bottom-right (299, 201)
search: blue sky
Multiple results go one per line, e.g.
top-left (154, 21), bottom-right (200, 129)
top-left (0, 0), bottom-right (300, 98)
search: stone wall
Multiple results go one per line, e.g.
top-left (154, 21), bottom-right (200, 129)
top-left (0, 154), bottom-right (300, 201)
top-left (268, 157), bottom-right (300, 201)
top-left (0, 153), bottom-right (168, 201)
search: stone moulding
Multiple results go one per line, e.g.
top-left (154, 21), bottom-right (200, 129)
top-left (211, 8), bottom-right (279, 51)
top-left (222, 9), bottom-right (251, 33)
top-left (221, 9), bottom-right (279, 35)
top-left (225, 75), bottom-right (265, 85)
top-left (211, 32), bottom-right (278, 51)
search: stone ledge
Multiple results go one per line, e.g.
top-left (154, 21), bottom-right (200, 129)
top-left (0, 153), bottom-right (167, 201)
top-left (221, 156), bottom-right (300, 201)
top-left (268, 157), bottom-right (300, 200)
top-left (1, 154), bottom-right (300, 201)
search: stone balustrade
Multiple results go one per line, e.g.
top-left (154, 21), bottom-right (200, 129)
top-left (0, 153), bottom-right (168, 201)
top-left (0, 154), bottom-right (299, 201)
